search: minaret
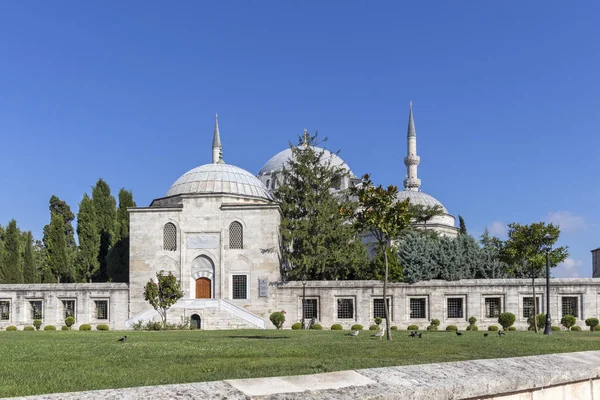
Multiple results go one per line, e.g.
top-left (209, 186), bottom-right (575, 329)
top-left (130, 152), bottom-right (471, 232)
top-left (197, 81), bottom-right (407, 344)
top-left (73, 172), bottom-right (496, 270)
top-left (403, 101), bottom-right (421, 191)
top-left (212, 113), bottom-right (223, 164)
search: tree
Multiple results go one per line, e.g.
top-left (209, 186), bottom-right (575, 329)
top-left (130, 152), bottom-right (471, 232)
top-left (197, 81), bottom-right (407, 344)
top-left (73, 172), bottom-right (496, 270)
top-left (107, 188), bottom-right (136, 282)
top-left (77, 194), bottom-right (100, 282)
top-left (42, 196), bottom-right (77, 279)
top-left (499, 222), bottom-right (568, 333)
top-left (408, 204), bottom-right (444, 231)
top-left (143, 271), bottom-right (184, 328)
top-left (92, 179), bottom-right (117, 281)
top-left (22, 231), bottom-right (36, 283)
top-left (275, 132), bottom-right (368, 280)
top-left (46, 214), bottom-right (71, 282)
top-left (458, 215), bottom-right (467, 235)
top-left (1, 220), bottom-right (23, 283)
top-left (344, 174), bottom-right (412, 340)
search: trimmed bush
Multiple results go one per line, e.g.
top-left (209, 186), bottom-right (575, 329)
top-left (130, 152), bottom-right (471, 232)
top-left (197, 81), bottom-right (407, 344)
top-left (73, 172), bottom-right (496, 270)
top-left (585, 318), bottom-right (599, 332)
top-left (79, 324), bottom-right (92, 331)
top-left (33, 320), bottom-right (42, 331)
top-left (369, 325), bottom-right (380, 331)
top-left (551, 326), bottom-right (561, 331)
top-left (391, 326), bottom-right (398, 330)
top-left (24, 326), bottom-right (35, 331)
top-left (595, 325), bottom-right (600, 332)
top-left (488, 325), bottom-right (499, 331)
top-left (44, 325), bottom-right (56, 331)
top-left (6, 326), bottom-right (17, 331)
top-left (468, 316), bottom-right (477, 325)
top-left (426, 324), bottom-right (438, 331)
top-left (96, 324), bottom-right (109, 331)
top-left (430, 319), bottom-right (440, 326)
top-left (61, 325), bottom-right (69, 331)
top-left (310, 323), bottom-right (323, 330)
top-left (269, 311), bottom-right (286, 329)
top-left (65, 316), bottom-right (75, 329)
top-left (527, 314), bottom-right (546, 331)
top-left (466, 325), bottom-right (478, 331)
top-left (508, 326), bottom-right (517, 331)
top-left (330, 324), bottom-right (343, 330)
top-left (407, 325), bottom-right (419, 331)
top-left (571, 326), bottom-right (582, 331)
top-left (445, 325), bottom-right (457, 331)
top-left (351, 324), bottom-right (363, 331)
top-left (291, 322), bottom-right (302, 330)
top-left (498, 312), bottom-right (516, 330)
top-left (561, 315), bottom-right (577, 330)
top-left (374, 317), bottom-right (383, 326)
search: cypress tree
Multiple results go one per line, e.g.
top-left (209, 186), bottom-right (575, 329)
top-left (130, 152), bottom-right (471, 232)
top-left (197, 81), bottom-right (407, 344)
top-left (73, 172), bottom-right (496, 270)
top-left (2, 220), bottom-right (23, 283)
top-left (0, 224), bottom-right (5, 282)
top-left (458, 215), bottom-right (467, 235)
top-left (107, 188), bottom-right (136, 282)
top-left (47, 214), bottom-right (70, 282)
top-left (22, 231), bottom-right (36, 283)
top-left (92, 179), bottom-right (117, 281)
top-left (77, 194), bottom-right (100, 282)
top-left (42, 196), bottom-right (77, 280)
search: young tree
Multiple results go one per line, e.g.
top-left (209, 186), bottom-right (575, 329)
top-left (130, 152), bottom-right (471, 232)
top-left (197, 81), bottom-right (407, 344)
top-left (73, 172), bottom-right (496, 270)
top-left (344, 174), bottom-right (412, 340)
top-left (92, 179), bottom-right (117, 281)
top-left (22, 231), bottom-right (36, 283)
top-left (77, 194), bottom-right (100, 282)
top-left (1, 220), bottom-right (23, 283)
top-left (143, 271), bottom-right (184, 328)
top-left (408, 204), bottom-right (444, 231)
top-left (458, 215), bottom-right (467, 235)
top-left (107, 188), bottom-right (136, 282)
top-left (499, 222), bottom-right (568, 333)
top-left (276, 132), bottom-right (368, 280)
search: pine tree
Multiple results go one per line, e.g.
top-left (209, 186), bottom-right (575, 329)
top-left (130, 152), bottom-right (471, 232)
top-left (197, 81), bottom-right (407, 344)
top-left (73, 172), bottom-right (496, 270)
top-left (92, 179), bottom-right (117, 281)
top-left (76, 194), bottom-right (100, 282)
top-left (47, 214), bottom-right (70, 282)
top-left (2, 220), bottom-right (23, 283)
top-left (107, 188), bottom-right (136, 282)
top-left (22, 231), bottom-right (36, 283)
top-left (458, 215), bottom-right (467, 235)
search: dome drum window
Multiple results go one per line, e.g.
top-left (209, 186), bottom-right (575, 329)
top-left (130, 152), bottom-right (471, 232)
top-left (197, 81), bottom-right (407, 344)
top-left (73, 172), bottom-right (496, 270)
top-left (163, 223), bottom-right (177, 251)
top-left (229, 222), bottom-right (243, 249)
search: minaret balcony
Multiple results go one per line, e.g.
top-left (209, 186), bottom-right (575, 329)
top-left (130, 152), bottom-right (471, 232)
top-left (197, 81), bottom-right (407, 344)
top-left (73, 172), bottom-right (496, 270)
top-left (404, 155), bottom-right (420, 166)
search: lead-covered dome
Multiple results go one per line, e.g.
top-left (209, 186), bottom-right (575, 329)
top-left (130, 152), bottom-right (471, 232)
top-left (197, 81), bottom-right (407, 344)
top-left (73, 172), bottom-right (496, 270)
top-left (258, 146), bottom-right (354, 177)
top-left (396, 190), bottom-right (448, 213)
top-left (166, 163), bottom-right (272, 200)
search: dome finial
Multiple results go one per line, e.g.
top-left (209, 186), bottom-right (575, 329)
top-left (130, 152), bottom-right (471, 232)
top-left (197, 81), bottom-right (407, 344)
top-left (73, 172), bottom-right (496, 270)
top-left (212, 113), bottom-right (222, 164)
top-left (302, 129), bottom-right (309, 146)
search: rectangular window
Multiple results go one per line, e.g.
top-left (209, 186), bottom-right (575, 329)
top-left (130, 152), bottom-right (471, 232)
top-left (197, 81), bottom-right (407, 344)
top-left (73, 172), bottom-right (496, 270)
top-left (373, 298), bottom-right (391, 319)
top-left (303, 299), bottom-right (318, 320)
top-left (30, 301), bottom-right (43, 320)
top-left (62, 300), bottom-right (75, 320)
top-left (232, 275), bottom-right (248, 299)
top-left (337, 298), bottom-right (354, 319)
top-left (410, 298), bottom-right (427, 319)
top-left (94, 300), bottom-right (108, 320)
top-left (0, 301), bottom-right (9, 321)
top-left (447, 298), bottom-right (464, 319)
top-left (485, 297), bottom-right (502, 318)
top-left (523, 297), bottom-right (540, 318)
top-left (561, 297), bottom-right (578, 318)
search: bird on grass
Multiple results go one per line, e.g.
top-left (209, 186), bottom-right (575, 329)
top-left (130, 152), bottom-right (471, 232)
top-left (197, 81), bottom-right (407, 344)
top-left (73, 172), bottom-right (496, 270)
top-left (483, 333), bottom-right (488, 337)
top-left (455, 331), bottom-right (463, 336)
top-left (409, 331), bottom-right (417, 337)
top-left (498, 331), bottom-right (505, 336)
top-left (417, 333), bottom-right (423, 338)
top-left (346, 330), bottom-right (359, 337)
top-left (372, 330), bottom-right (385, 339)
top-left (118, 336), bottom-right (127, 342)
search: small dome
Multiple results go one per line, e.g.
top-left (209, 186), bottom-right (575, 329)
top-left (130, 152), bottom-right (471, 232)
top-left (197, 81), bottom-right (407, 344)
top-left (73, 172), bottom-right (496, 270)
top-left (258, 146), bottom-right (354, 177)
top-left (396, 190), bottom-right (448, 213)
top-left (167, 163), bottom-right (272, 200)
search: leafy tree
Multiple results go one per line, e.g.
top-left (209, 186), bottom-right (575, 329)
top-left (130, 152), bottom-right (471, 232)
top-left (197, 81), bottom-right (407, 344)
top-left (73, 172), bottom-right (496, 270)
top-left (458, 215), bottom-right (467, 235)
top-left (107, 188), bottom-right (136, 282)
top-left (368, 244), bottom-right (403, 281)
top-left (275, 132), bottom-right (368, 280)
top-left (344, 174), bottom-right (412, 340)
top-left (46, 214), bottom-right (72, 282)
top-left (498, 312), bottom-right (516, 330)
top-left (42, 196), bottom-right (77, 279)
top-left (1, 220), bottom-right (23, 283)
top-left (561, 315), bottom-right (576, 330)
top-left (76, 194), bottom-right (100, 282)
top-left (22, 231), bottom-right (36, 283)
top-left (143, 271), bottom-right (184, 328)
top-left (32, 239), bottom-right (46, 283)
top-left (92, 179), bottom-right (117, 281)
top-left (398, 230), bottom-right (437, 283)
top-left (499, 222), bottom-right (568, 332)
top-left (408, 204), bottom-right (444, 231)
top-left (585, 318), bottom-right (599, 332)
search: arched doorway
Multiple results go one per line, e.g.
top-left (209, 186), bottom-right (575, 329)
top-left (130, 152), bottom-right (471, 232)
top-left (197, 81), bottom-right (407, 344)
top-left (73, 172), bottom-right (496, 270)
top-left (196, 277), bottom-right (211, 299)
top-left (190, 314), bottom-right (201, 330)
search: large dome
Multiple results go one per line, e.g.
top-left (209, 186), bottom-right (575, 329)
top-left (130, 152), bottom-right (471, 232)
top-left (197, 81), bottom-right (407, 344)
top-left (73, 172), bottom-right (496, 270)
top-left (396, 190), bottom-right (448, 213)
top-left (259, 146), bottom-right (354, 177)
top-left (166, 163), bottom-right (272, 200)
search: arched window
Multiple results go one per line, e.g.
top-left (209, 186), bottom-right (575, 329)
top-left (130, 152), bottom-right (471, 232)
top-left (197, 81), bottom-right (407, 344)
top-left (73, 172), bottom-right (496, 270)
top-left (229, 221), bottom-right (243, 249)
top-left (163, 223), bottom-right (177, 251)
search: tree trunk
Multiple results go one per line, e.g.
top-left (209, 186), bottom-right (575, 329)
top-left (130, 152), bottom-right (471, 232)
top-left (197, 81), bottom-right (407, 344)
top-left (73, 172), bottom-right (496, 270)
top-left (383, 246), bottom-right (392, 341)
top-left (532, 262), bottom-right (538, 333)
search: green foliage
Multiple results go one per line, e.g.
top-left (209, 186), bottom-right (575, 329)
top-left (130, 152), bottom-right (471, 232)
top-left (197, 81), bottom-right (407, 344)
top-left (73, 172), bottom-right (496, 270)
top-left (407, 325), bottom-right (419, 330)
top-left (571, 326), bottom-right (582, 331)
top-left (445, 325), bottom-right (457, 331)
top-left (508, 326), bottom-right (517, 331)
top-left (369, 324), bottom-right (380, 330)
top-left (368, 244), bottom-right (403, 282)
top-left (391, 326), bottom-right (398, 330)
top-left (488, 325), bottom-right (499, 331)
top-left (585, 318), bottom-right (599, 331)
top-left (6, 326), bottom-right (17, 331)
top-left (44, 325), bottom-right (56, 331)
top-left (61, 325), bottom-right (69, 331)
top-left (466, 325), bottom-right (478, 331)
top-left (528, 314), bottom-right (546, 331)
top-left (468, 316), bottom-right (477, 325)
top-left (143, 321), bottom-right (163, 331)
top-left (291, 322), bottom-right (302, 330)
top-left (22, 231), bottom-right (36, 283)
top-left (351, 324), bottom-right (363, 331)
top-left (551, 326), bottom-right (561, 331)
top-left (92, 179), bottom-right (117, 281)
top-left (498, 312), bottom-right (516, 330)
top-left (79, 324), bottom-right (91, 331)
top-left (430, 319), bottom-right (440, 326)
top-left (46, 214), bottom-right (71, 282)
top-left (143, 271), bottom-right (184, 328)
top-left (269, 311), bottom-right (286, 329)
top-left (458, 215), bottom-right (467, 235)
top-left (374, 317), bottom-right (382, 326)
top-left (426, 324), bottom-right (438, 331)
top-left (595, 325), bottom-right (600, 332)
top-left (310, 324), bottom-right (323, 330)
top-left (330, 324), bottom-right (343, 330)
top-left (107, 188), bottom-right (136, 282)
top-left (23, 326), bottom-right (34, 331)
top-left (65, 316), bottom-right (75, 328)
top-left (561, 315), bottom-right (576, 330)
top-left (76, 194), bottom-right (100, 282)
top-left (96, 324), bottom-right (109, 331)
top-left (1, 220), bottom-right (23, 283)
top-left (33, 320), bottom-right (42, 330)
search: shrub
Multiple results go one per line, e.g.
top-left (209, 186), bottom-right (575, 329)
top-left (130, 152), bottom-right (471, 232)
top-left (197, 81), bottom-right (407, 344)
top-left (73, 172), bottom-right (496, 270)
top-left (561, 315), bottom-right (576, 330)
top-left (426, 324), bottom-right (438, 331)
top-left (430, 319), bottom-right (440, 326)
top-left (24, 326), bottom-right (35, 331)
top-left (466, 325), bottom-right (478, 331)
top-left (144, 321), bottom-right (162, 331)
top-left (44, 325), bottom-right (56, 331)
top-left (33, 320), bottom-right (42, 331)
top-left (79, 324), bottom-right (92, 331)
top-left (351, 324), bottom-right (363, 331)
top-left (369, 325), bottom-right (380, 331)
top-left (488, 325), bottom-right (499, 331)
top-left (585, 318), bottom-right (599, 331)
top-left (527, 314), bottom-right (546, 331)
top-left (391, 326), bottom-right (398, 330)
top-left (374, 317), bottom-right (382, 326)
top-left (269, 311), bottom-right (286, 330)
top-left (65, 316), bottom-right (75, 329)
top-left (498, 312), bottom-right (516, 330)
top-left (330, 324), bottom-right (343, 330)
top-left (407, 325), bottom-right (419, 331)
top-left (445, 325), bottom-right (457, 331)
top-left (61, 325), bottom-right (69, 331)
top-left (508, 326), bottom-right (517, 331)
top-left (595, 325), bottom-right (600, 332)
top-left (571, 326), bottom-right (582, 332)
top-left (96, 324), bottom-right (109, 331)
top-left (310, 323), bottom-right (323, 330)
top-left (6, 326), bottom-right (17, 331)
top-left (468, 316), bottom-right (477, 325)
top-left (291, 322), bottom-right (302, 330)
top-left (551, 326), bottom-right (561, 331)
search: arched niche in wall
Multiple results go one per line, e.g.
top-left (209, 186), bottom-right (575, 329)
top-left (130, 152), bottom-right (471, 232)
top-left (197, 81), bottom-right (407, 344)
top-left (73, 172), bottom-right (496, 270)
top-left (191, 255), bottom-right (215, 281)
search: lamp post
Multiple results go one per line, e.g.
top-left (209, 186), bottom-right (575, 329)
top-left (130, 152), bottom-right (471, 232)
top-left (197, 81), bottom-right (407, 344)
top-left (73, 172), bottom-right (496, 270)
top-left (301, 274), bottom-right (307, 330)
top-left (543, 234), bottom-right (553, 335)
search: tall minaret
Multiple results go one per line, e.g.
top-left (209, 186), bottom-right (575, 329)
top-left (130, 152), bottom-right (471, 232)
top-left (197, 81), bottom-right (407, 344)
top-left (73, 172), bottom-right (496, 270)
top-left (212, 113), bottom-right (223, 164)
top-left (403, 101), bottom-right (421, 191)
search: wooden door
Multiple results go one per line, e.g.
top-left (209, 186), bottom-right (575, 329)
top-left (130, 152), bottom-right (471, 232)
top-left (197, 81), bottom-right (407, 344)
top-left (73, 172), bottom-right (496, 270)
top-left (196, 278), bottom-right (211, 299)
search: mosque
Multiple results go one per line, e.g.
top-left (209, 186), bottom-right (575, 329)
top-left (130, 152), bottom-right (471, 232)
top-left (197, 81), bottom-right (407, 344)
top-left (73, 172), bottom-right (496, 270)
top-left (1, 105), bottom-right (599, 331)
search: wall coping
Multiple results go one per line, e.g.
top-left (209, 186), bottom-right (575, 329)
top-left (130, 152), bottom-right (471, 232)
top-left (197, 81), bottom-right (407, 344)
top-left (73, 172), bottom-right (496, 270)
top-left (0, 283), bottom-right (129, 290)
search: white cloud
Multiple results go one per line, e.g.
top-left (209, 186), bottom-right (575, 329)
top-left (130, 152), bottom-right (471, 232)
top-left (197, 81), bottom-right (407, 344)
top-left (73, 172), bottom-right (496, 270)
top-left (488, 221), bottom-right (507, 238)
top-left (554, 258), bottom-right (584, 278)
top-left (545, 211), bottom-right (587, 234)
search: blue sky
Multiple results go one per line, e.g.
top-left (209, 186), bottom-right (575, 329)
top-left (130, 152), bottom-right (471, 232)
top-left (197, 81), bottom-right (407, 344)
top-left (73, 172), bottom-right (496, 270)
top-left (1, 2), bottom-right (598, 277)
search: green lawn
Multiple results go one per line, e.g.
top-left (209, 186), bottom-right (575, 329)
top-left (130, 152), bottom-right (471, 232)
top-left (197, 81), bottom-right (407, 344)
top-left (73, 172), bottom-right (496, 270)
top-left (1, 329), bottom-right (600, 397)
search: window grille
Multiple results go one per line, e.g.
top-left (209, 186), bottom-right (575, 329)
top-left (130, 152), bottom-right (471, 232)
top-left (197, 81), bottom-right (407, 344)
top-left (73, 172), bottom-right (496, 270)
top-left (232, 275), bottom-right (247, 299)
top-left (447, 298), bottom-right (464, 319)
top-left (523, 297), bottom-right (540, 318)
top-left (229, 222), bottom-right (243, 249)
top-left (95, 300), bottom-right (108, 320)
top-left (30, 301), bottom-right (43, 320)
top-left (163, 223), bottom-right (177, 251)
top-left (337, 298), bottom-right (354, 319)
top-left (62, 300), bottom-right (75, 319)
top-left (561, 297), bottom-right (578, 318)
top-left (485, 298), bottom-right (502, 318)
top-left (410, 298), bottom-right (426, 319)
top-left (0, 301), bottom-right (9, 321)
top-left (373, 298), bottom-right (391, 319)
top-left (303, 299), bottom-right (318, 320)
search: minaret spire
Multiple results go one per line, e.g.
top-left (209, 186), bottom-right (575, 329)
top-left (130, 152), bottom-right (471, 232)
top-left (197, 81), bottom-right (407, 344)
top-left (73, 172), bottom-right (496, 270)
top-left (403, 101), bottom-right (421, 191)
top-left (212, 113), bottom-right (223, 164)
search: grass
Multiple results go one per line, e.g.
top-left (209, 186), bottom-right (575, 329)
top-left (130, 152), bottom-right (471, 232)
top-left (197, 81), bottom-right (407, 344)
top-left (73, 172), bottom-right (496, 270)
top-left (1, 329), bottom-right (600, 397)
